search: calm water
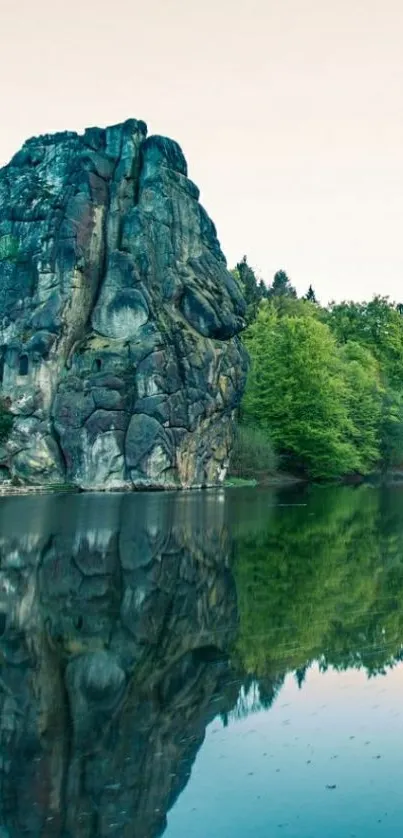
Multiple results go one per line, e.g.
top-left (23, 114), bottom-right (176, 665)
top-left (0, 485), bottom-right (402, 836)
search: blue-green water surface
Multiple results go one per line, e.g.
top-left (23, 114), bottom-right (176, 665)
top-left (166, 664), bottom-right (402, 837)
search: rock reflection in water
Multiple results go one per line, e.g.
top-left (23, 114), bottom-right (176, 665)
top-left (2, 485), bottom-right (403, 838)
top-left (0, 492), bottom-right (239, 838)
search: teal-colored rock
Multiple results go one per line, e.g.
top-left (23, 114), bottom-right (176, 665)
top-left (0, 119), bottom-right (248, 489)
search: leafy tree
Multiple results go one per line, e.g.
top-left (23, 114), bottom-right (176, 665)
top-left (327, 296), bottom-right (403, 388)
top-left (325, 297), bottom-right (403, 468)
top-left (242, 306), bottom-right (359, 478)
top-left (268, 294), bottom-right (319, 319)
top-left (339, 341), bottom-right (384, 472)
top-left (379, 388), bottom-right (403, 470)
top-left (233, 268), bottom-right (403, 476)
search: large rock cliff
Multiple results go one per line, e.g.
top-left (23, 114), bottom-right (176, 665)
top-left (0, 119), bottom-right (247, 489)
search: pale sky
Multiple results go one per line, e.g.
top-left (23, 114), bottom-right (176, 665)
top-left (1, 0), bottom-right (402, 303)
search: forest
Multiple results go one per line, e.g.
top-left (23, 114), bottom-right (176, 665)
top-left (231, 258), bottom-right (403, 480)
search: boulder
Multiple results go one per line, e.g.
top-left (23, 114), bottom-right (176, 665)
top-left (0, 119), bottom-right (248, 488)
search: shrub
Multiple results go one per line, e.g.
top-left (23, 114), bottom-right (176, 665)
top-left (0, 399), bottom-right (13, 443)
top-left (230, 425), bottom-right (278, 477)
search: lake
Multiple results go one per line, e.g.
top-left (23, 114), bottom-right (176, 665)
top-left (0, 485), bottom-right (402, 836)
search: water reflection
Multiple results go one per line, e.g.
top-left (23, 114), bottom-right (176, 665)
top-left (0, 492), bottom-right (239, 837)
top-left (0, 486), bottom-right (402, 836)
top-left (232, 485), bottom-right (403, 682)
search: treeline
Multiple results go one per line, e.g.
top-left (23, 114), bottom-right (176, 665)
top-left (232, 257), bottom-right (403, 479)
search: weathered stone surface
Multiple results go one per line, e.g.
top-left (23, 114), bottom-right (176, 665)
top-left (0, 119), bottom-right (248, 489)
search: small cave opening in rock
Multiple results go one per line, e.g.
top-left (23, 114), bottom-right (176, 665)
top-left (74, 615), bottom-right (84, 631)
top-left (93, 358), bottom-right (102, 373)
top-left (19, 354), bottom-right (29, 376)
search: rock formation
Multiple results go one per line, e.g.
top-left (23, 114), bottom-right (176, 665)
top-left (0, 491), bottom-right (239, 837)
top-left (0, 119), bottom-right (247, 489)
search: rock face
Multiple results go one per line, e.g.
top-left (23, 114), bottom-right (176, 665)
top-left (0, 119), bottom-right (247, 489)
top-left (0, 492), bottom-right (239, 837)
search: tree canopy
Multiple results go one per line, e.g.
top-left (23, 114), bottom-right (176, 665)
top-left (326, 296), bottom-right (403, 388)
top-left (231, 260), bottom-right (403, 478)
top-left (242, 304), bottom-right (381, 477)
top-left (232, 256), bottom-right (267, 324)
top-left (267, 269), bottom-right (297, 299)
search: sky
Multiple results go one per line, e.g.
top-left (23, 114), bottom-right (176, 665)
top-left (1, 0), bottom-right (403, 303)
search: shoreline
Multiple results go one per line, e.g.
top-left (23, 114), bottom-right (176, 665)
top-left (0, 469), bottom-right (402, 498)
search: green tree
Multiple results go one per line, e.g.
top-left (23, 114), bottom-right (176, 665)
top-left (304, 284), bottom-right (318, 303)
top-left (339, 341), bottom-right (383, 472)
top-left (269, 294), bottom-right (319, 319)
top-left (267, 269), bottom-right (297, 300)
top-left (379, 388), bottom-right (403, 470)
top-left (327, 296), bottom-right (403, 388)
top-left (234, 256), bottom-right (264, 324)
top-left (326, 297), bottom-right (403, 468)
top-left (242, 306), bottom-right (359, 478)
top-left (258, 278), bottom-right (268, 299)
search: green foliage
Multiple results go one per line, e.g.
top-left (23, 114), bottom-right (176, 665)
top-left (0, 235), bottom-right (19, 263)
top-left (304, 284), bottom-right (318, 303)
top-left (267, 269), bottom-right (297, 300)
top-left (0, 399), bottom-right (13, 443)
top-left (326, 297), bottom-right (403, 467)
top-left (268, 294), bottom-right (319, 319)
top-left (258, 279), bottom-right (267, 298)
top-left (242, 306), bottom-right (360, 478)
top-left (339, 341), bottom-right (384, 472)
top-left (230, 259), bottom-right (403, 477)
top-left (233, 256), bottom-right (266, 324)
top-left (326, 296), bottom-right (403, 388)
top-left (379, 388), bottom-right (403, 470)
top-left (235, 282), bottom-right (403, 477)
top-left (230, 425), bottom-right (278, 477)
top-left (232, 486), bottom-right (403, 681)
top-left (224, 476), bottom-right (258, 487)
